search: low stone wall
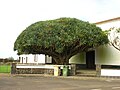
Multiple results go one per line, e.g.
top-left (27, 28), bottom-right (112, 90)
top-left (16, 68), bottom-right (54, 75)
top-left (11, 64), bottom-right (75, 76)
top-left (14, 64), bottom-right (60, 75)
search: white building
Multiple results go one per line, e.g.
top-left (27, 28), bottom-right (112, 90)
top-left (19, 54), bottom-right (52, 64)
top-left (95, 17), bottom-right (120, 66)
top-left (69, 17), bottom-right (120, 76)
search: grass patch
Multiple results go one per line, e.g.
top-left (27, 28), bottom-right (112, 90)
top-left (0, 65), bottom-right (11, 73)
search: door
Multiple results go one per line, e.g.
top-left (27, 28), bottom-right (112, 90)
top-left (86, 51), bottom-right (95, 69)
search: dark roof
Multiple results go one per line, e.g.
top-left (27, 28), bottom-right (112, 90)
top-left (94, 17), bottom-right (120, 25)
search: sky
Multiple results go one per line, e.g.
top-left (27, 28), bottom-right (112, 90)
top-left (0, 0), bottom-right (120, 59)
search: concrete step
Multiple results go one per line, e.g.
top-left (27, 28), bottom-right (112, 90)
top-left (76, 70), bottom-right (96, 77)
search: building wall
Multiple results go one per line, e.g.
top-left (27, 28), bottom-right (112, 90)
top-left (69, 52), bottom-right (85, 64)
top-left (95, 18), bottom-right (120, 65)
top-left (45, 55), bottom-right (52, 63)
top-left (19, 54), bottom-right (46, 64)
top-left (95, 45), bottom-right (120, 65)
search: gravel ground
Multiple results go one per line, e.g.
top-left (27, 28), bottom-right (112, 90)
top-left (0, 74), bottom-right (120, 90)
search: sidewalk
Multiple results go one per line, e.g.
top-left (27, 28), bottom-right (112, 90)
top-left (12, 74), bottom-right (120, 81)
top-left (0, 73), bottom-right (120, 81)
top-left (0, 73), bottom-right (11, 77)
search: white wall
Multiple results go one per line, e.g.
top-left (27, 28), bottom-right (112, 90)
top-left (38, 54), bottom-right (45, 63)
top-left (46, 55), bottom-right (52, 63)
top-left (101, 69), bottom-right (120, 76)
top-left (95, 45), bottom-right (120, 65)
top-left (19, 54), bottom-right (46, 64)
top-left (69, 53), bottom-right (85, 64)
top-left (96, 19), bottom-right (120, 65)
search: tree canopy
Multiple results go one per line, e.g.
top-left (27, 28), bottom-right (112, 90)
top-left (14, 17), bottom-right (109, 64)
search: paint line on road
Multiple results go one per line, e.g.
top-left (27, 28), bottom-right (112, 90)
top-left (91, 88), bottom-right (102, 90)
top-left (112, 87), bottom-right (120, 89)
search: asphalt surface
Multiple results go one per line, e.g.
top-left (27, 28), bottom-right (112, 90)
top-left (0, 75), bottom-right (120, 90)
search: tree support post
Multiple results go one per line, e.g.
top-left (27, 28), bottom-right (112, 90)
top-left (11, 63), bottom-right (16, 74)
top-left (96, 64), bottom-right (101, 77)
top-left (70, 64), bottom-right (76, 76)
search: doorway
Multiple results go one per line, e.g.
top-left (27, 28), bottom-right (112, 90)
top-left (86, 51), bottom-right (95, 69)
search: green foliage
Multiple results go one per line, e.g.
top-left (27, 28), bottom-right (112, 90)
top-left (0, 65), bottom-right (11, 73)
top-left (14, 17), bottom-right (109, 64)
top-left (7, 57), bottom-right (14, 60)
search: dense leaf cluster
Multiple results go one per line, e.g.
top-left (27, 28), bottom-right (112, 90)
top-left (14, 17), bottom-right (108, 64)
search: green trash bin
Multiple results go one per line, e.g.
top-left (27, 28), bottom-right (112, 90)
top-left (63, 65), bottom-right (69, 76)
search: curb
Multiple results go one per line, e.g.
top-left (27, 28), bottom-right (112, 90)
top-left (1, 73), bottom-right (120, 81)
top-left (12, 74), bottom-right (117, 81)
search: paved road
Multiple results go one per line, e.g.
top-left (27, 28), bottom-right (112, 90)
top-left (0, 75), bottom-right (120, 90)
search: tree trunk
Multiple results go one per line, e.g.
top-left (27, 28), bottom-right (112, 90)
top-left (53, 56), bottom-right (69, 65)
